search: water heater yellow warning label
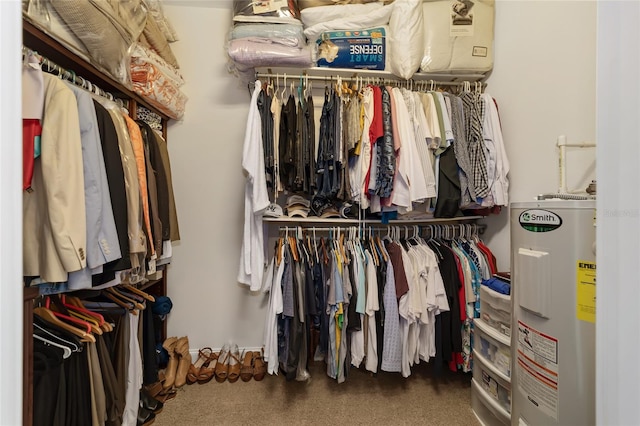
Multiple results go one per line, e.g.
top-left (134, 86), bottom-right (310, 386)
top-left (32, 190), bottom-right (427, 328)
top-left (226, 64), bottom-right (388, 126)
top-left (576, 260), bottom-right (596, 323)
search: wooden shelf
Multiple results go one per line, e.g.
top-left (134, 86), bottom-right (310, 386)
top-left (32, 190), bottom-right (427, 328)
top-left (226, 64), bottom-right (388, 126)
top-left (22, 19), bottom-right (170, 121)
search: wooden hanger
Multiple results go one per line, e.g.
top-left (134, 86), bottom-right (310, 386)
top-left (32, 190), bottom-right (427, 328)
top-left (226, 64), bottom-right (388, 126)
top-left (288, 235), bottom-right (299, 262)
top-left (121, 284), bottom-right (155, 302)
top-left (107, 287), bottom-right (145, 310)
top-left (320, 237), bottom-right (329, 265)
top-left (103, 290), bottom-right (137, 314)
top-left (276, 237), bottom-right (284, 266)
top-left (68, 310), bottom-right (103, 335)
top-left (34, 307), bottom-right (96, 343)
top-left (375, 235), bottom-right (389, 263)
top-left (64, 295), bottom-right (112, 332)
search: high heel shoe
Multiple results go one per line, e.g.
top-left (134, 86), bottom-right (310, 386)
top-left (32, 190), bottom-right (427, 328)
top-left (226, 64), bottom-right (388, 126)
top-left (214, 344), bottom-right (230, 383)
top-left (240, 350), bottom-right (254, 382)
top-left (161, 337), bottom-right (178, 390)
top-left (187, 347), bottom-right (213, 385)
top-left (174, 336), bottom-right (191, 388)
top-left (253, 349), bottom-right (266, 381)
top-left (227, 344), bottom-right (241, 383)
top-left (197, 352), bottom-right (218, 384)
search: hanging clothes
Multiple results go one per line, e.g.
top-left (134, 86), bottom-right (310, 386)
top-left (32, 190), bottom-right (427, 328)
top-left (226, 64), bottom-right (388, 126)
top-left (238, 80), bottom-right (270, 291)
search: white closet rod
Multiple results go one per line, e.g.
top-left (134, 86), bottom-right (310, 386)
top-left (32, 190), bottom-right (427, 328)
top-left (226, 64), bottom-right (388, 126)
top-left (278, 224), bottom-right (487, 234)
top-left (22, 46), bottom-right (126, 107)
top-left (254, 71), bottom-right (484, 88)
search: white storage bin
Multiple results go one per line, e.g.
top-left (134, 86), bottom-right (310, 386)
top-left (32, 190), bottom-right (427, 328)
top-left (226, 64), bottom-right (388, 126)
top-left (471, 378), bottom-right (510, 426)
top-left (474, 319), bottom-right (511, 378)
top-left (480, 285), bottom-right (512, 338)
top-left (473, 349), bottom-right (511, 414)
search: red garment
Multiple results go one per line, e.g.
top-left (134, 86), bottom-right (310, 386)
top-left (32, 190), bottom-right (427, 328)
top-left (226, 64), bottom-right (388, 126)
top-left (451, 250), bottom-right (467, 322)
top-left (365, 86), bottom-right (383, 194)
top-left (449, 247), bottom-right (467, 372)
top-left (477, 241), bottom-right (498, 275)
top-left (22, 119), bottom-right (41, 191)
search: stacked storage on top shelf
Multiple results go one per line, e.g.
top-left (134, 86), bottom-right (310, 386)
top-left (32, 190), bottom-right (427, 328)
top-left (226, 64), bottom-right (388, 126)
top-left (227, 0), bottom-right (495, 81)
top-left (472, 277), bottom-right (512, 426)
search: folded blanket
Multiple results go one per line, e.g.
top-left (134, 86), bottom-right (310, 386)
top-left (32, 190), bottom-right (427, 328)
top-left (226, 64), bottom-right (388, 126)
top-left (228, 38), bottom-right (315, 70)
top-left (231, 23), bottom-right (306, 47)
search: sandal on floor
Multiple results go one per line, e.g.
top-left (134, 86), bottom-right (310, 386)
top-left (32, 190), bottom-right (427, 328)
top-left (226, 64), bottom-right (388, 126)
top-left (240, 350), bottom-right (254, 382)
top-left (253, 349), bottom-right (266, 381)
top-left (187, 347), bottom-right (213, 385)
top-left (197, 352), bottom-right (218, 384)
top-left (214, 344), bottom-right (230, 383)
top-left (227, 344), bottom-right (241, 383)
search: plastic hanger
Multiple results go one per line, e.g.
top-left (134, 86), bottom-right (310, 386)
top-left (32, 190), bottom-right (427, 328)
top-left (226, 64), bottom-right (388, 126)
top-left (33, 334), bottom-right (72, 359)
top-left (34, 321), bottom-right (80, 353)
top-left (312, 227), bottom-right (319, 264)
top-left (281, 73), bottom-right (287, 100)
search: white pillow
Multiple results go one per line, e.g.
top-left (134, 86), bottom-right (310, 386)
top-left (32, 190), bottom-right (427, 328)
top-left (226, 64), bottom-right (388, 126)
top-left (300, 2), bottom-right (384, 28)
top-left (421, 0), bottom-right (494, 73)
top-left (388, 0), bottom-right (423, 79)
top-left (303, 3), bottom-right (394, 42)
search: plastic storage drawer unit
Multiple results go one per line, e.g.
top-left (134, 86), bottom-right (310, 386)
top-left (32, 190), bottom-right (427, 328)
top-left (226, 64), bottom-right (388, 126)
top-left (474, 319), bottom-right (511, 378)
top-left (480, 285), bottom-right (512, 338)
top-left (473, 349), bottom-right (512, 414)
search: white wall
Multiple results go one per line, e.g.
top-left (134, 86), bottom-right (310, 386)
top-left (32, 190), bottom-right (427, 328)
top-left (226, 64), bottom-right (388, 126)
top-left (165, 2), bottom-right (268, 350)
top-left (0, 2), bottom-right (23, 424)
top-left (596, 2), bottom-right (640, 424)
top-left (482, 0), bottom-right (596, 270)
top-left (164, 1), bottom-right (597, 348)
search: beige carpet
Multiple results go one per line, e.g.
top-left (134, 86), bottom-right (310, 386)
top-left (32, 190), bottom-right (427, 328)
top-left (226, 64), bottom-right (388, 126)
top-left (154, 361), bottom-right (480, 426)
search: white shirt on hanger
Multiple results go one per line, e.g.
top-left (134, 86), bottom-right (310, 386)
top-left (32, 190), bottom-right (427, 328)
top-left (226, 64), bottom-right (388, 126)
top-left (238, 80), bottom-right (270, 291)
top-left (263, 246), bottom-right (284, 375)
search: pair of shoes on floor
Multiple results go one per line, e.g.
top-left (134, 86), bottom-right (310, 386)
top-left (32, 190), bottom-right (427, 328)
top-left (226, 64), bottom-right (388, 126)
top-left (137, 388), bottom-right (163, 425)
top-left (214, 343), bottom-right (241, 383)
top-left (186, 347), bottom-right (218, 385)
top-left (240, 349), bottom-right (266, 382)
top-left (140, 388), bottom-right (163, 414)
top-left (161, 336), bottom-right (191, 390)
top-left (145, 381), bottom-right (177, 404)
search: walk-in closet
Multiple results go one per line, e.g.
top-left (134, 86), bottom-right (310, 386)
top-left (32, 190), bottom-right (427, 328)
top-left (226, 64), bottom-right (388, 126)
top-left (0, 1), bottom-right (638, 425)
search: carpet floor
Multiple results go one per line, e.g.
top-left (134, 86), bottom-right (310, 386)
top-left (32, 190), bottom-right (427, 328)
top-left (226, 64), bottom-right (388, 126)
top-left (153, 361), bottom-right (480, 425)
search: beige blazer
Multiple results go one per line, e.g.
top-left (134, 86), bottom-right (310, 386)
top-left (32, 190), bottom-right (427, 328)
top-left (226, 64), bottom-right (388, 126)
top-left (23, 73), bottom-right (87, 282)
